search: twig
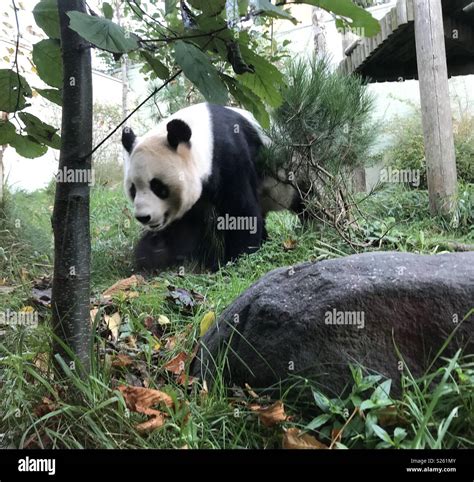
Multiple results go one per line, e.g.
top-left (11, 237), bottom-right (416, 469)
top-left (84, 69), bottom-right (182, 160)
top-left (329, 407), bottom-right (360, 449)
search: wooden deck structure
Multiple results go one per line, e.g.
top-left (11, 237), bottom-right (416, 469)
top-left (339, 0), bottom-right (474, 82)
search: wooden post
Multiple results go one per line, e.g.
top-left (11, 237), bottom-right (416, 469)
top-left (414, 0), bottom-right (457, 216)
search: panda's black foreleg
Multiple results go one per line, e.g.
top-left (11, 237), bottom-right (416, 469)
top-left (218, 189), bottom-right (265, 263)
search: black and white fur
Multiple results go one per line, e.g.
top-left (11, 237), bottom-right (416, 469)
top-left (123, 103), bottom-right (286, 271)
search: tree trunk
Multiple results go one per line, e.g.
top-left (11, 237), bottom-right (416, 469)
top-left (352, 167), bottom-right (366, 193)
top-left (0, 112), bottom-right (7, 206)
top-left (414, 0), bottom-right (458, 217)
top-left (51, 0), bottom-right (92, 374)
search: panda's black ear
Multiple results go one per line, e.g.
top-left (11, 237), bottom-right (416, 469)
top-left (167, 119), bottom-right (192, 149)
top-left (122, 127), bottom-right (136, 154)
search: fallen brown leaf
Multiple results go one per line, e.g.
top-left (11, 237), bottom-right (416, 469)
top-left (89, 308), bottom-right (99, 325)
top-left (104, 312), bottom-right (121, 341)
top-left (118, 385), bottom-right (174, 414)
top-left (135, 412), bottom-right (166, 433)
top-left (245, 383), bottom-right (258, 399)
top-left (163, 352), bottom-right (187, 375)
top-left (250, 401), bottom-right (288, 427)
top-left (283, 428), bottom-right (328, 449)
top-left (177, 372), bottom-right (196, 386)
top-left (33, 352), bottom-right (50, 375)
top-left (119, 385), bottom-right (174, 434)
top-left (102, 275), bottom-right (144, 299)
top-left (34, 397), bottom-right (58, 418)
top-left (282, 239), bottom-right (297, 251)
top-left (111, 353), bottom-right (134, 367)
top-left (377, 405), bottom-right (408, 427)
top-left (164, 336), bottom-right (177, 351)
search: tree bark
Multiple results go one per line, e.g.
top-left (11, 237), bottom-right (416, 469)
top-left (52, 0), bottom-right (92, 374)
top-left (0, 112), bottom-right (7, 206)
top-left (414, 0), bottom-right (458, 216)
top-left (352, 166), bottom-right (366, 193)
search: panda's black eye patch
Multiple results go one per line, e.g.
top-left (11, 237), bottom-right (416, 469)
top-left (130, 183), bottom-right (136, 200)
top-left (150, 178), bottom-right (169, 199)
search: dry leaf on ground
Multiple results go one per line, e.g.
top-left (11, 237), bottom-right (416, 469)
top-left (102, 275), bottom-right (144, 299)
top-left (283, 428), bottom-right (328, 449)
top-left (163, 352), bottom-right (188, 375)
top-left (199, 311), bottom-right (216, 337)
top-left (135, 413), bottom-right (166, 433)
top-left (118, 385), bottom-right (174, 432)
top-left (118, 385), bottom-right (174, 413)
top-left (104, 312), bottom-right (121, 341)
top-left (245, 383), bottom-right (258, 399)
top-left (283, 239), bottom-right (298, 251)
top-left (33, 397), bottom-right (58, 418)
top-left (111, 353), bottom-right (134, 367)
top-left (250, 401), bottom-right (288, 427)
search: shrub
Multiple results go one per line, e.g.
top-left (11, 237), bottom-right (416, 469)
top-left (260, 57), bottom-right (377, 228)
top-left (383, 109), bottom-right (474, 187)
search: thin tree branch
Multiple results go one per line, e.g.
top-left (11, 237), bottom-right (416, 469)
top-left (85, 69), bottom-right (182, 160)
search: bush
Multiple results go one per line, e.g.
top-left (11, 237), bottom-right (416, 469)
top-left (260, 57), bottom-right (376, 227)
top-left (383, 109), bottom-right (474, 187)
top-left (264, 57), bottom-right (376, 176)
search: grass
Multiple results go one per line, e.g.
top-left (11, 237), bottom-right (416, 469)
top-left (0, 183), bottom-right (473, 449)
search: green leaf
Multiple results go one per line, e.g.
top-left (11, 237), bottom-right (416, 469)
top-left (33, 0), bottom-right (60, 39)
top-left (238, 0), bottom-right (250, 16)
top-left (306, 413), bottom-right (332, 430)
top-left (371, 379), bottom-right (391, 402)
top-left (174, 41), bottom-right (228, 104)
top-left (254, 0), bottom-right (296, 24)
top-left (238, 45), bottom-right (283, 108)
top-left (0, 69), bottom-right (32, 112)
top-left (140, 51), bottom-right (170, 80)
top-left (371, 424), bottom-right (393, 445)
top-left (66, 11), bottom-right (139, 53)
top-left (297, 0), bottom-right (380, 37)
top-left (32, 39), bottom-right (63, 88)
top-left (188, 0), bottom-right (226, 16)
top-left (225, 77), bottom-right (270, 128)
top-left (359, 399), bottom-right (376, 411)
top-left (18, 112), bottom-right (60, 149)
top-left (102, 2), bottom-right (114, 20)
top-left (394, 427), bottom-right (407, 444)
top-left (35, 87), bottom-right (62, 106)
top-left (10, 134), bottom-right (48, 158)
top-left (165, 0), bottom-right (177, 15)
top-left (311, 389), bottom-right (331, 413)
top-left (0, 120), bottom-right (16, 145)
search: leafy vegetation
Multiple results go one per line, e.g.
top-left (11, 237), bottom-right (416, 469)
top-left (382, 108), bottom-right (474, 188)
top-left (0, 0), bottom-right (380, 157)
top-left (0, 183), bottom-right (472, 448)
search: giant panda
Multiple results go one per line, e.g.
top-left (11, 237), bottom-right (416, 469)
top-left (122, 102), bottom-right (296, 272)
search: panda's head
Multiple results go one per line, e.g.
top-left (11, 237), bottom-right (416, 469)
top-left (122, 119), bottom-right (202, 231)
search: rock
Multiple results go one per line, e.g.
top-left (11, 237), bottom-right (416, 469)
top-left (191, 252), bottom-right (474, 395)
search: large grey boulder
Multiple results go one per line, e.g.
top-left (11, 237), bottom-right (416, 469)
top-left (191, 252), bottom-right (474, 395)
